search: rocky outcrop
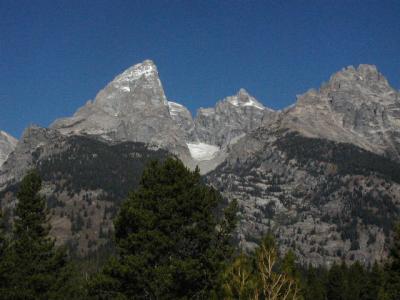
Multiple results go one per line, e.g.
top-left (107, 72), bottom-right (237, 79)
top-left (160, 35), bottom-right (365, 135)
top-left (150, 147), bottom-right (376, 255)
top-left (168, 101), bottom-right (198, 142)
top-left (279, 65), bottom-right (400, 160)
top-left (0, 126), bottom-right (68, 190)
top-left (0, 130), bottom-right (17, 167)
top-left (194, 88), bottom-right (275, 148)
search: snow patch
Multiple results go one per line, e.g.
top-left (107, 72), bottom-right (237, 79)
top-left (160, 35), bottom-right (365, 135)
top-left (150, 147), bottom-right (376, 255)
top-left (115, 61), bottom-right (157, 83)
top-left (187, 143), bottom-right (220, 161)
top-left (168, 101), bottom-right (185, 116)
top-left (228, 96), bottom-right (264, 110)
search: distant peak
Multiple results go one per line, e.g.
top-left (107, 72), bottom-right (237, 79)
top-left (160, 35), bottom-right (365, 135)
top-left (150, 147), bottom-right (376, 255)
top-left (237, 88), bottom-right (249, 96)
top-left (357, 64), bottom-right (378, 74)
top-left (226, 89), bottom-right (264, 110)
top-left (327, 63), bottom-right (387, 88)
top-left (114, 59), bottom-right (159, 83)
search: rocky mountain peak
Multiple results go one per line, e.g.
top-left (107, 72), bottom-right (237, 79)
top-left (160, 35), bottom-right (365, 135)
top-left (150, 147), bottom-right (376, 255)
top-left (194, 89), bottom-right (274, 147)
top-left (51, 60), bottom-right (190, 160)
top-left (225, 88), bottom-right (265, 110)
top-left (325, 64), bottom-right (391, 93)
top-left (280, 64), bottom-right (400, 160)
top-left (114, 59), bottom-right (158, 83)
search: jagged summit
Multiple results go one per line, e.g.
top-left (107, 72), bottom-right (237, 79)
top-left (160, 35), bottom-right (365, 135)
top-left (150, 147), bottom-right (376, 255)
top-left (194, 89), bottom-right (275, 147)
top-left (279, 64), bottom-right (400, 160)
top-left (51, 60), bottom-right (189, 159)
top-left (226, 88), bottom-right (265, 110)
top-left (114, 59), bottom-right (158, 82)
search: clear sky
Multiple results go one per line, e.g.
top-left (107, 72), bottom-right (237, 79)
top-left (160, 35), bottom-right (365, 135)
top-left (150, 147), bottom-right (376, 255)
top-left (1, 0), bottom-right (399, 138)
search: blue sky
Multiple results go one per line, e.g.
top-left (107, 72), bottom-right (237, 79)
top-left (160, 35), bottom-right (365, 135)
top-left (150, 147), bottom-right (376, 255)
top-left (1, 0), bottom-right (399, 138)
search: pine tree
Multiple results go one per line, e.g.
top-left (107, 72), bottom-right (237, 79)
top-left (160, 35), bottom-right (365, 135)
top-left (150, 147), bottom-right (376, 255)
top-left (347, 261), bottom-right (367, 300)
top-left (89, 158), bottom-right (238, 299)
top-left (365, 262), bottom-right (386, 300)
top-left (1, 171), bottom-right (69, 300)
top-left (384, 223), bottom-right (400, 299)
top-left (0, 210), bottom-right (9, 295)
top-left (326, 262), bottom-right (347, 300)
top-left (303, 265), bottom-right (326, 300)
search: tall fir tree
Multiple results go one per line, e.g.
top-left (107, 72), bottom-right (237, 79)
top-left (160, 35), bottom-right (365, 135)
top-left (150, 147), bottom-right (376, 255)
top-left (384, 223), bottom-right (400, 299)
top-left (326, 262), bottom-right (348, 300)
top-left (0, 171), bottom-right (69, 300)
top-left (0, 210), bottom-right (9, 295)
top-left (303, 265), bottom-right (327, 300)
top-left (89, 158), bottom-right (238, 299)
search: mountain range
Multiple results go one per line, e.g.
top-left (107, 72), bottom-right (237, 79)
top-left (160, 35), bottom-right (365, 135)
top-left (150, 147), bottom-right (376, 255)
top-left (1, 60), bottom-right (399, 266)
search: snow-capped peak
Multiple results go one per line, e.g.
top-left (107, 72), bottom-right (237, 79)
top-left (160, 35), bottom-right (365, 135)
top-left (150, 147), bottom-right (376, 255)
top-left (114, 60), bottom-right (158, 83)
top-left (226, 89), bottom-right (265, 110)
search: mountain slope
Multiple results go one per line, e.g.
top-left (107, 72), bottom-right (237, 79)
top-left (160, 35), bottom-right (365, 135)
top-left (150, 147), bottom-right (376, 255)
top-left (206, 126), bottom-right (400, 267)
top-left (0, 134), bottom-right (170, 256)
top-left (277, 65), bottom-right (400, 160)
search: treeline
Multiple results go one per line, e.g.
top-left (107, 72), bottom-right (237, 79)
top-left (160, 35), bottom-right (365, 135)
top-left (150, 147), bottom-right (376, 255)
top-left (0, 158), bottom-right (399, 299)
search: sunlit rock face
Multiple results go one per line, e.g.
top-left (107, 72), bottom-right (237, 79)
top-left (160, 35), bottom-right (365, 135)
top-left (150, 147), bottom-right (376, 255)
top-left (51, 60), bottom-right (190, 160)
top-left (0, 130), bottom-right (17, 167)
top-left (279, 64), bottom-right (400, 160)
top-left (194, 88), bottom-right (276, 148)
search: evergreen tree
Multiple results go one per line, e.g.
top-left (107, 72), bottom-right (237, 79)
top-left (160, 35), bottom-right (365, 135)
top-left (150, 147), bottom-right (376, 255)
top-left (303, 265), bottom-right (326, 300)
top-left (89, 158), bottom-right (238, 299)
top-left (0, 171), bottom-right (69, 300)
top-left (0, 210), bottom-right (9, 294)
top-left (384, 223), bottom-right (400, 299)
top-left (282, 250), bottom-right (302, 289)
top-left (347, 261), bottom-right (367, 300)
top-left (326, 262), bottom-right (347, 300)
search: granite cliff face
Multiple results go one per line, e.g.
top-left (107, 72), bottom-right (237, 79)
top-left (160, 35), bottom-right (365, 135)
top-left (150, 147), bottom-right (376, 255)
top-left (278, 65), bottom-right (400, 160)
top-left (51, 60), bottom-right (191, 161)
top-left (0, 131), bottom-right (17, 167)
top-left (194, 88), bottom-right (274, 147)
top-left (168, 101), bottom-right (198, 143)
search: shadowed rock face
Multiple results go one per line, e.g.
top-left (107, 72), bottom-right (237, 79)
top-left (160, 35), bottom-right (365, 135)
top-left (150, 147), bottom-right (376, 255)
top-left (0, 131), bottom-right (17, 167)
top-left (279, 64), bottom-right (400, 160)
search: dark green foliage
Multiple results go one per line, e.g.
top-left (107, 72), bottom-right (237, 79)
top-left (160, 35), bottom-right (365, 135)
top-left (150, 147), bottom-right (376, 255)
top-left (276, 132), bottom-right (400, 183)
top-left (384, 223), bottom-right (400, 299)
top-left (37, 136), bottom-right (169, 200)
top-left (0, 171), bottom-right (74, 299)
top-left (0, 210), bottom-right (9, 294)
top-left (89, 158), bottom-right (238, 299)
top-left (302, 265), bottom-right (327, 300)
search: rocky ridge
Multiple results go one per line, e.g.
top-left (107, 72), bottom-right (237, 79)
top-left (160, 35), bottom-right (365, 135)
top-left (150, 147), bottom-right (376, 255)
top-left (277, 64), bottom-right (400, 160)
top-left (1, 61), bottom-right (400, 266)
